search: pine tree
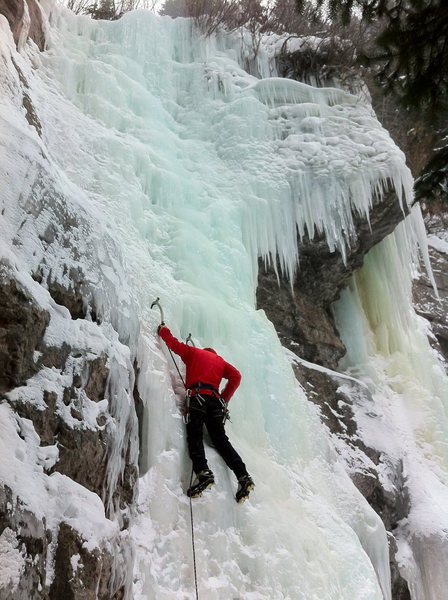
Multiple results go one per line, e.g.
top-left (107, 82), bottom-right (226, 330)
top-left (86, 0), bottom-right (117, 19)
top-left (415, 134), bottom-right (448, 203)
top-left (295, 0), bottom-right (448, 204)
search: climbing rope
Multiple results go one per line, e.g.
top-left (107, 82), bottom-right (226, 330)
top-left (189, 467), bottom-right (200, 600)
top-left (167, 346), bottom-right (199, 599)
top-left (167, 346), bottom-right (186, 386)
top-left (151, 299), bottom-right (200, 597)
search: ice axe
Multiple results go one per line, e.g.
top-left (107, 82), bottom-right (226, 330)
top-left (186, 333), bottom-right (196, 347)
top-left (151, 297), bottom-right (165, 325)
top-left (152, 297), bottom-right (187, 390)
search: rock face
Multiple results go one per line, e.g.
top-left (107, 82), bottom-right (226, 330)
top-left (0, 265), bottom-right (138, 600)
top-left (413, 213), bottom-right (448, 364)
top-left (257, 187), bottom-right (408, 369)
top-left (0, 0), bottom-right (46, 51)
top-left (0, 272), bottom-right (49, 393)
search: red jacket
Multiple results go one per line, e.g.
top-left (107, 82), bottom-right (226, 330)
top-left (159, 327), bottom-right (241, 402)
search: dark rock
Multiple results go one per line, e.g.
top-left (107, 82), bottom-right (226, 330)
top-left (49, 523), bottom-right (126, 600)
top-left (388, 534), bottom-right (412, 600)
top-left (12, 391), bottom-right (58, 447)
top-left (22, 91), bottom-right (42, 137)
top-left (291, 361), bottom-right (354, 435)
top-left (0, 484), bottom-right (51, 600)
top-left (413, 214), bottom-right (448, 365)
top-left (25, 0), bottom-right (46, 51)
top-left (257, 267), bottom-right (346, 369)
top-left (12, 57), bottom-right (43, 136)
top-left (52, 420), bottom-right (108, 496)
top-left (295, 188), bottom-right (408, 306)
top-left (33, 263), bottom-right (100, 324)
top-left (41, 263), bottom-right (101, 323)
top-left (133, 359), bottom-right (144, 462)
top-left (113, 455), bottom-right (138, 515)
top-left (413, 248), bottom-right (448, 361)
top-left (84, 355), bottom-right (109, 402)
top-left (39, 342), bottom-right (72, 371)
top-left (0, 0), bottom-right (45, 51)
top-left (46, 276), bottom-right (87, 320)
top-left (0, 0), bottom-right (25, 47)
top-left (0, 267), bottom-right (49, 394)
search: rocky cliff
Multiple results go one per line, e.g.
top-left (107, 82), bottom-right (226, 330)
top-left (0, 3), bottom-right (140, 598)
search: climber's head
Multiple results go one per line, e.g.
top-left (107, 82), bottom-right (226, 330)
top-left (203, 347), bottom-right (217, 354)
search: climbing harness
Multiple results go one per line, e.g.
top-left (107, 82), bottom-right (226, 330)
top-left (186, 383), bottom-right (229, 424)
top-left (151, 298), bottom-right (199, 600)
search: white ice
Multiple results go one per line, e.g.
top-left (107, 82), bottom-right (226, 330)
top-left (1, 3), bottom-right (444, 599)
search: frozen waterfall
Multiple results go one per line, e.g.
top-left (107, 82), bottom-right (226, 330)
top-left (1, 3), bottom-right (447, 599)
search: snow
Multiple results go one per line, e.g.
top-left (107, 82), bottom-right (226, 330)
top-left (428, 233), bottom-right (448, 255)
top-left (284, 346), bottom-right (370, 389)
top-left (0, 3), bottom-right (447, 599)
top-left (0, 402), bottom-right (118, 538)
top-left (0, 528), bottom-right (25, 592)
top-left (70, 553), bottom-right (82, 573)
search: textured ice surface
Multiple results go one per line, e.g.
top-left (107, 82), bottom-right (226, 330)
top-left (1, 4), bottom-right (445, 599)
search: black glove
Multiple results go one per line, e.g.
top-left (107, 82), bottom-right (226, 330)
top-left (157, 322), bottom-right (166, 334)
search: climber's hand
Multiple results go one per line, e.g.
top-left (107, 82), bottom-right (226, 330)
top-left (157, 322), bottom-right (166, 334)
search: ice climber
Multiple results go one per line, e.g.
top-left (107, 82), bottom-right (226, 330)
top-left (158, 323), bottom-right (255, 503)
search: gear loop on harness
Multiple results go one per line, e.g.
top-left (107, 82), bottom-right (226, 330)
top-left (184, 382), bottom-right (229, 425)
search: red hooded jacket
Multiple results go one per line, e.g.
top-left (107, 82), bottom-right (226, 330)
top-left (159, 327), bottom-right (241, 403)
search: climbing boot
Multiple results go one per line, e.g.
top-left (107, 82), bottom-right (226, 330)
top-left (235, 475), bottom-right (255, 503)
top-left (187, 469), bottom-right (215, 498)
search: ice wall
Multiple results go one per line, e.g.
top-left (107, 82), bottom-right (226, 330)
top-left (0, 3), bottom-right (436, 598)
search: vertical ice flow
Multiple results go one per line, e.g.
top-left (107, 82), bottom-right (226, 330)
top-left (333, 211), bottom-right (448, 600)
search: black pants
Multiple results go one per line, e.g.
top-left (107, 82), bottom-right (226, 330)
top-left (186, 394), bottom-right (248, 480)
